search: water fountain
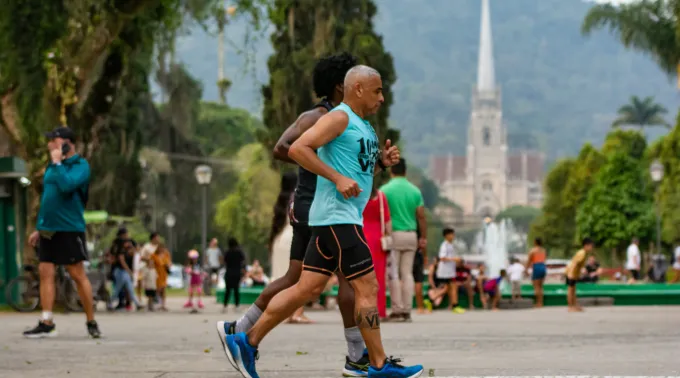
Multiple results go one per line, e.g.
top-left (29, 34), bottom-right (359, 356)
top-left (482, 219), bottom-right (510, 278)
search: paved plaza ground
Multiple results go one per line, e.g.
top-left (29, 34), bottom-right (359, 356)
top-left (1, 298), bottom-right (679, 377)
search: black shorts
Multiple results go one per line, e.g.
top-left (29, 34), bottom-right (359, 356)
top-left (303, 224), bottom-right (374, 281)
top-left (565, 277), bottom-right (578, 287)
top-left (290, 223), bottom-right (312, 261)
top-left (434, 277), bottom-right (452, 287)
top-left (145, 289), bottom-right (157, 298)
top-left (412, 251), bottom-right (424, 283)
top-left (629, 269), bottom-right (640, 280)
top-left (38, 231), bottom-right (88, 265)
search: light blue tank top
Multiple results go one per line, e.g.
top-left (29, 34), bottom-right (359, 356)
top-left (309, 103), bottom-right (380, 226)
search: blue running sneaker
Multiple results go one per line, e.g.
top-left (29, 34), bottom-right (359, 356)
top-left (216, 321), bottom-right (238, 371)
top-left (368, 357), bottom-right (423, 378)
top-left (225, 332), bottom-right (260, 378)
top-left (343, 348), bottom-right (370, 377)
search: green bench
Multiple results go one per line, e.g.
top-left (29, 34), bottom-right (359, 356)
top-left (215, 282), bottom-right (680, 307)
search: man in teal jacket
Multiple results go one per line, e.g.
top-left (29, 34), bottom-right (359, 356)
top-left (23, 127), bottom-right (101, 339)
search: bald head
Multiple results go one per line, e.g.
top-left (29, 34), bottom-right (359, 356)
top-left (342, 65), bottom-right (384, 117)
top-left (344, 65), bottom-right (380, 90)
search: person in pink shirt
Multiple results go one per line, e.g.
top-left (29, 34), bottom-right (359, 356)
top-left (362, 187), bottom-right (392, 319)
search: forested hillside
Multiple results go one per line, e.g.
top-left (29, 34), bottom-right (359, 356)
top-left (173, 0), bottom-right (677, 169)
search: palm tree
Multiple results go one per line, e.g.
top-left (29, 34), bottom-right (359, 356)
top-left (612, 95), bottom-right (669, 129)
top-left (581, 0), bottom-right (680, 77)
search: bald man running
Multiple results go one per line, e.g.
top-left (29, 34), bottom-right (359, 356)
top-left (223, 65), bottom-right (424, 378)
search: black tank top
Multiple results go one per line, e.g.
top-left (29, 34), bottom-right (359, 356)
top-left (291, 98), bottom-right (333, 225)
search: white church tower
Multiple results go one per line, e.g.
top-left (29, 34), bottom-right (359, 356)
top-left (429, 0), bottom-right (544, 224)
top-left (467, 0), bottom-right (507, 216)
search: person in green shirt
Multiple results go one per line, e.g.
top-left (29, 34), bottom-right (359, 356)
top-left (380, 158), bottom-right (427, 322)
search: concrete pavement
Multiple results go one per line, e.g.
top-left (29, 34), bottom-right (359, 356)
top-left (1, 298), bottom-right (679, 377)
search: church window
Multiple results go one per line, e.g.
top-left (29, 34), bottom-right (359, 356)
top-left (482, 181), bottom-right (492, 191)
top-left (483, 127), bottom-right (491, 146)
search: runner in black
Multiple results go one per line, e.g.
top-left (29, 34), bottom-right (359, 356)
top-left (216, 53), bottom-right (370, 377)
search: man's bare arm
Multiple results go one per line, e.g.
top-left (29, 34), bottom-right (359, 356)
top-left (273, 110), bottom-right (324, 163)
top-left (289, 111), bottom-right (350, 183)
top-left (416, 205), bottom-right (427, 242)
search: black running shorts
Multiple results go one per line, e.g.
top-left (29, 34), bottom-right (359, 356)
top-left (303, 224), bottom-right (374, 281)
top-left (290, 223), bottom-right (312, 261)
top-left (38, 231), bottom-right (89, 265)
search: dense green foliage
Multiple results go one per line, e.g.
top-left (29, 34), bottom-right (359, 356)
top-left (496, 205), bottom-right (541, 235)
top-left (257, 0), bottom-right (399, 161)
top-left (531, 129), bottom-right (661, 259)
top-left (655, 113), bottom-right (680, 245)
top-left (612, 96), bottom-right (669, 129)
top-left (576, 151), bottom-right (655, 253)
top-left (176, 0), bottom-right (677, 169)
top-left (214, 143), bottom-right (279, 262)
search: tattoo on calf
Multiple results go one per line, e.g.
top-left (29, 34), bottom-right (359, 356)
top-left (356, 307), bottom-right (380, 329)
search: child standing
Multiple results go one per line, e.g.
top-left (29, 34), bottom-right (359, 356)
top-left (506, 257), bottom-right (525, 300)
top-left (565, 238), bottom-right (594, 312)
top-left (142, 258), bottom-right (158, 311)
top-left (184, 250), bottom-right (205, 310)
top-left (437, 228), bottom-right (464, 314)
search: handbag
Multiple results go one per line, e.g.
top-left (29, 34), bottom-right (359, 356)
top-left (378, 191), bottom-right (393, 251)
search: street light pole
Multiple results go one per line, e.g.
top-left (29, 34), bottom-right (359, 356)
top-left (650, 159), bottom-right (664, 255)
top-left (194, 164), bottom-right (213, 295)
top-left (165, 213), bottom-right (176, 252)
top-left (201, 184), bottom-right (208, 256)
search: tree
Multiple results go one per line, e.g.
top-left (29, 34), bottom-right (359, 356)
top-left (581, 0), bottom-right (680, 77)
top-left (612, 96), bottom-right (669, 129)
top-left (194, 102), bottom-right (262, 157)
top-left (529, 159), bottom-right (577, 256)
top-left (656, 113), bottom-right (680, 245)
top-left (601, 128), bottom-right (648, 159)
top-left (214, 143), bottom-right (280, 262)
top-left (576, 152), bottom-right (655, 255)
top-left (406, 166), bottom-right (442, 210)
top-left (258, 0), bottom-right (399, 163)
top-left (496, 205), bottom-right (541, 235)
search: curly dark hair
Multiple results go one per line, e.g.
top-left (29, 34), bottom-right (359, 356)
top-left (312, 52), bottom-right (358, 99)
top-left (268, 171), bottom-right (298, 251)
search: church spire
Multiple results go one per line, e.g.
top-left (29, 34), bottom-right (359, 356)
top-left (477, 0), bottom-right (495, 92)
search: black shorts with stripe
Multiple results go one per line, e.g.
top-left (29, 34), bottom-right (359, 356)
top-left (303, 224), bottom-right (374, 281)
top-left (38, 231), bottom-right (89, 265)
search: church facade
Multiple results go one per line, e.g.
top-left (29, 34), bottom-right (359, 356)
top-left (429, 0), bottom-right (544, 218)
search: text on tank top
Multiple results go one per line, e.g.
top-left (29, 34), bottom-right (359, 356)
top-left (292, 99), bottom-right (334, 223)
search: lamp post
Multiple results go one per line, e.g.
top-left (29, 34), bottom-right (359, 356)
top-left (650, 160), bottom-right (664, 255)
top-left (195, 164), bottom-right (213, 293)
top-left (165, 213), bottom-right (176, 252)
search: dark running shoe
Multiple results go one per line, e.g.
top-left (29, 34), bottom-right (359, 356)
top-left (87, 320), bottom-right (101, 339)
top-left (23, 321), bottom-right (58, 339)
top-left (343, 348), bottom-right (370, 377)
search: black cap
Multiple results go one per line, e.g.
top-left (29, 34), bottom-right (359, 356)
top-left (45, 126), bottom-right (76, 142)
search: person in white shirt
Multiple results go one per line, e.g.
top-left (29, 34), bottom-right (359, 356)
top-left (672, 243), bottom-right (680, 283)
top-left (137, 232), bottom-right (160, 297)
top-left (625, 238), bottom-right (641, 283)
top-left (205, 238), bottom-right (222, 286)
top-left (437, 228), bottom-right (465, 313)
top-left (506, 258), bottom-right (525, 300)
top-left (141, 258), bottom-right (158, 311)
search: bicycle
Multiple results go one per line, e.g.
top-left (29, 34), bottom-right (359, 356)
top-left (5, 260), bottom-right (84, 313)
